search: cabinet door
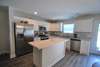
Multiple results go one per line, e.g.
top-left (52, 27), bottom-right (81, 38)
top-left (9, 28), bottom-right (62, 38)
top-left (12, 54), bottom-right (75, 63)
top-left (49, 23), bottom-right (60, 31)
top-left (80, 40), bottom-right (90, 55)
top-left (75, 19), bottom-right (92, 32)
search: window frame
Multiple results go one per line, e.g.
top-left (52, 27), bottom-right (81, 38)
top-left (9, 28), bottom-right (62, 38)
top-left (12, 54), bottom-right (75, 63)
top-left (62, 23), bottom-right (75, 33)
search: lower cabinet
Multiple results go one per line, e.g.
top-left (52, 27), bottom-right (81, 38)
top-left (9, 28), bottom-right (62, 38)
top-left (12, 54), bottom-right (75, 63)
top-left (66, 39), bottom-right (71, 51)
top-left (80, 40), bottom-right (90, 55)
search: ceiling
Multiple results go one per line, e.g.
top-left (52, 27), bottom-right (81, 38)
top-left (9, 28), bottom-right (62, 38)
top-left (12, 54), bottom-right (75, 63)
top-left (0, 0), bottom-right (100, 20)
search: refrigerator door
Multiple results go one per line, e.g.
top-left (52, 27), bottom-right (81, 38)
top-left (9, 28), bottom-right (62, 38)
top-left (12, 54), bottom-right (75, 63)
top-left (14, 23), bottom-right (34, 57)
top-left (24, 24), bottom-right (34, 42)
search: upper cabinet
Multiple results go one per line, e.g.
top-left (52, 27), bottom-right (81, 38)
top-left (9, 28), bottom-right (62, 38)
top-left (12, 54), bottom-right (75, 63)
top-left (37, 21), bottom-right (49, 31)
top-left (75, 19), bottom-right (93, 32)
top-left (32, 20), bottom-right (49, 31)
top-left (14, 17), bottom-right (49, 31)
top-left (48, 23), bottom-right (60, 31)
top-left (48, 18), bottom-right (93, 32)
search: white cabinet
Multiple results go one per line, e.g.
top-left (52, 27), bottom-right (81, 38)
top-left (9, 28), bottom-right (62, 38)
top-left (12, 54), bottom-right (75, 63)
top-left (65, 39), bottom-right (70, 51)
top-left (48, 23), bottom-right (60, 31)
top-left (75, 19), bottom-right (93, 32)
top-left (32, 39), bottom-right (66, 67)
top-left (80, 40), bottom-right (90, 55)
top-left (38, 21), bottom-right (49, 31)
top-left (29, 20), bottom-right (49, 31)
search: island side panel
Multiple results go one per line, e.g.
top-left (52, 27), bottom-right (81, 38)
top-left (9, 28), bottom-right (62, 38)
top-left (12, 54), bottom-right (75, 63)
top-left (65, 39), bottom-right (71, 52)
top-left (42, 41), bottom-right (66, 67)
top-left (33, 47), bottom-right (42, 67)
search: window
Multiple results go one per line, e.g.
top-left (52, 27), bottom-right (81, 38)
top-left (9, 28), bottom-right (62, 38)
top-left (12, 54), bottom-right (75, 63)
top-left (62, 24), bottom-right (74, 33)
top-left (97, 24), bottom-right (100, 50)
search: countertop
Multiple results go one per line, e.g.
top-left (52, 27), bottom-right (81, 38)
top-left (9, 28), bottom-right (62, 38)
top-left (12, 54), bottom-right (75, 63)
top-left (29, 37), bottom-right (69, 50)
top-left (70, 37), bottom-right (91, 41)
top-left (51, 35), bottom-right (91, 41)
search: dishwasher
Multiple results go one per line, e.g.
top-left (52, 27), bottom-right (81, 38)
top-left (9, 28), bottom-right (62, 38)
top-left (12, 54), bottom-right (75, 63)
top-left (70, 38), bottom-right (81, 52)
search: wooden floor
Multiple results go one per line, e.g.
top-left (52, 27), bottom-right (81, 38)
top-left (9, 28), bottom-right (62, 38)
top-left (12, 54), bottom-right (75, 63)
top-left (0, 52), bottom-right (100, 67)
top-left (53, 52), bottom-right (100, 67)
top-left (0, 53), bottom-right (33, 67)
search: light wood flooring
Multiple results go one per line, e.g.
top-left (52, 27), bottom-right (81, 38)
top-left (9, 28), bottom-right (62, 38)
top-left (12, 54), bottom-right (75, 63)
top-left (0, 52), bottom-right (100, 67)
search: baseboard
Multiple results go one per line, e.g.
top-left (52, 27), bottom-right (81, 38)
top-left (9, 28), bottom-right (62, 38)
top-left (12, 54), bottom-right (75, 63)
top-left (10, 53), bottom-right (16, 58)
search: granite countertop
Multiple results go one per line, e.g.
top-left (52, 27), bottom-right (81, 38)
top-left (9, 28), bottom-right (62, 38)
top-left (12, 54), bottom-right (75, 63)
top-left (51, 35), bottom-right (91, 41)
top-left (29, 37), bottom-right (69, 50)
top-left (49, 31), bottom-right (92, 41)
top-left (70, 37), bottom-right (91, 41)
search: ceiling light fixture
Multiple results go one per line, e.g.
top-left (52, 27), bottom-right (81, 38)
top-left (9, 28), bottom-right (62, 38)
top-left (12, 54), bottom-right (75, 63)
top-left (34, 11), bottom-right (38, 15)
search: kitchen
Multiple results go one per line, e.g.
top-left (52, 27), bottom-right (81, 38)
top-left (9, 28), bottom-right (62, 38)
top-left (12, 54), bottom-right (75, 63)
top-left (13, 15), bottom-right (91, 67)
top-left (0, 6), bottom-right (100, 67)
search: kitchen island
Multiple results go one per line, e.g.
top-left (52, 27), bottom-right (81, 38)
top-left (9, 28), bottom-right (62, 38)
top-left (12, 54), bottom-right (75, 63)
top-left (29, 37), bottom-right (70, 67)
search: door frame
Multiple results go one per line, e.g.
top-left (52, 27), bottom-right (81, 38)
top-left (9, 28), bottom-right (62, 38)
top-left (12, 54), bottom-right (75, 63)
top-left (91, 17), bottom-right (100, 54)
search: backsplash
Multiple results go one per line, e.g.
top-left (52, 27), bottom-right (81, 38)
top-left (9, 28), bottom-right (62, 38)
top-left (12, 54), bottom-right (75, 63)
top-left (75, 32), bottom-right (92, 39)
top-left (48, 31), bottom-right (74, 38)
top-left (48, 31), bottom-right (92, 39)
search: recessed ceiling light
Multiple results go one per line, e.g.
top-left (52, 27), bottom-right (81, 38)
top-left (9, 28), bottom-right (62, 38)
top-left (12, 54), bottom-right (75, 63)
top-left (34, 11), bottom-right (38, 15)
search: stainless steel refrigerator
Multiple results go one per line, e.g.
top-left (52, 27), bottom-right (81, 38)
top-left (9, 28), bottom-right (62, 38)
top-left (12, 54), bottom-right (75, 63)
top-left (14, 22), bottom-right (34, 57)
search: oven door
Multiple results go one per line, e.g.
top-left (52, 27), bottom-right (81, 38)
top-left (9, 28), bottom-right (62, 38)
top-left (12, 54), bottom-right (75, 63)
top-left (71, 38), bottom-right (81, 52)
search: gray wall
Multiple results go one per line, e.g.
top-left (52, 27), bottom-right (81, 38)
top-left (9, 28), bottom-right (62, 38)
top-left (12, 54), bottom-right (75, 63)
top-left (0, 6), bottom-right (10, 54)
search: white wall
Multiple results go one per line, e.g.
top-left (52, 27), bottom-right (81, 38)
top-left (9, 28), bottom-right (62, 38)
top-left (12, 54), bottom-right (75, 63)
top-left (0, 6), bottom-right (10, 54)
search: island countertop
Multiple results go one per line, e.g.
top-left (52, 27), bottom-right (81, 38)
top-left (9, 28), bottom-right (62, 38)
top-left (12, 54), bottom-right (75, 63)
top-left (29, 37), bottom-right (69, 50)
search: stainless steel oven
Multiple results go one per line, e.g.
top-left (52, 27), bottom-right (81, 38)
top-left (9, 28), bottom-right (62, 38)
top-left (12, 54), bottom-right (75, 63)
top-left (70, 38), bottom-right (81, 52)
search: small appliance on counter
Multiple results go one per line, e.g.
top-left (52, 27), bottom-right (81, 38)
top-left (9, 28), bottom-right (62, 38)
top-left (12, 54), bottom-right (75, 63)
top-left (38, 26), bottom-right (49, 40)
top-left (73, 33), bottom-right (78, 38)
top-left (38, 32), bottom-right (49, 40)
